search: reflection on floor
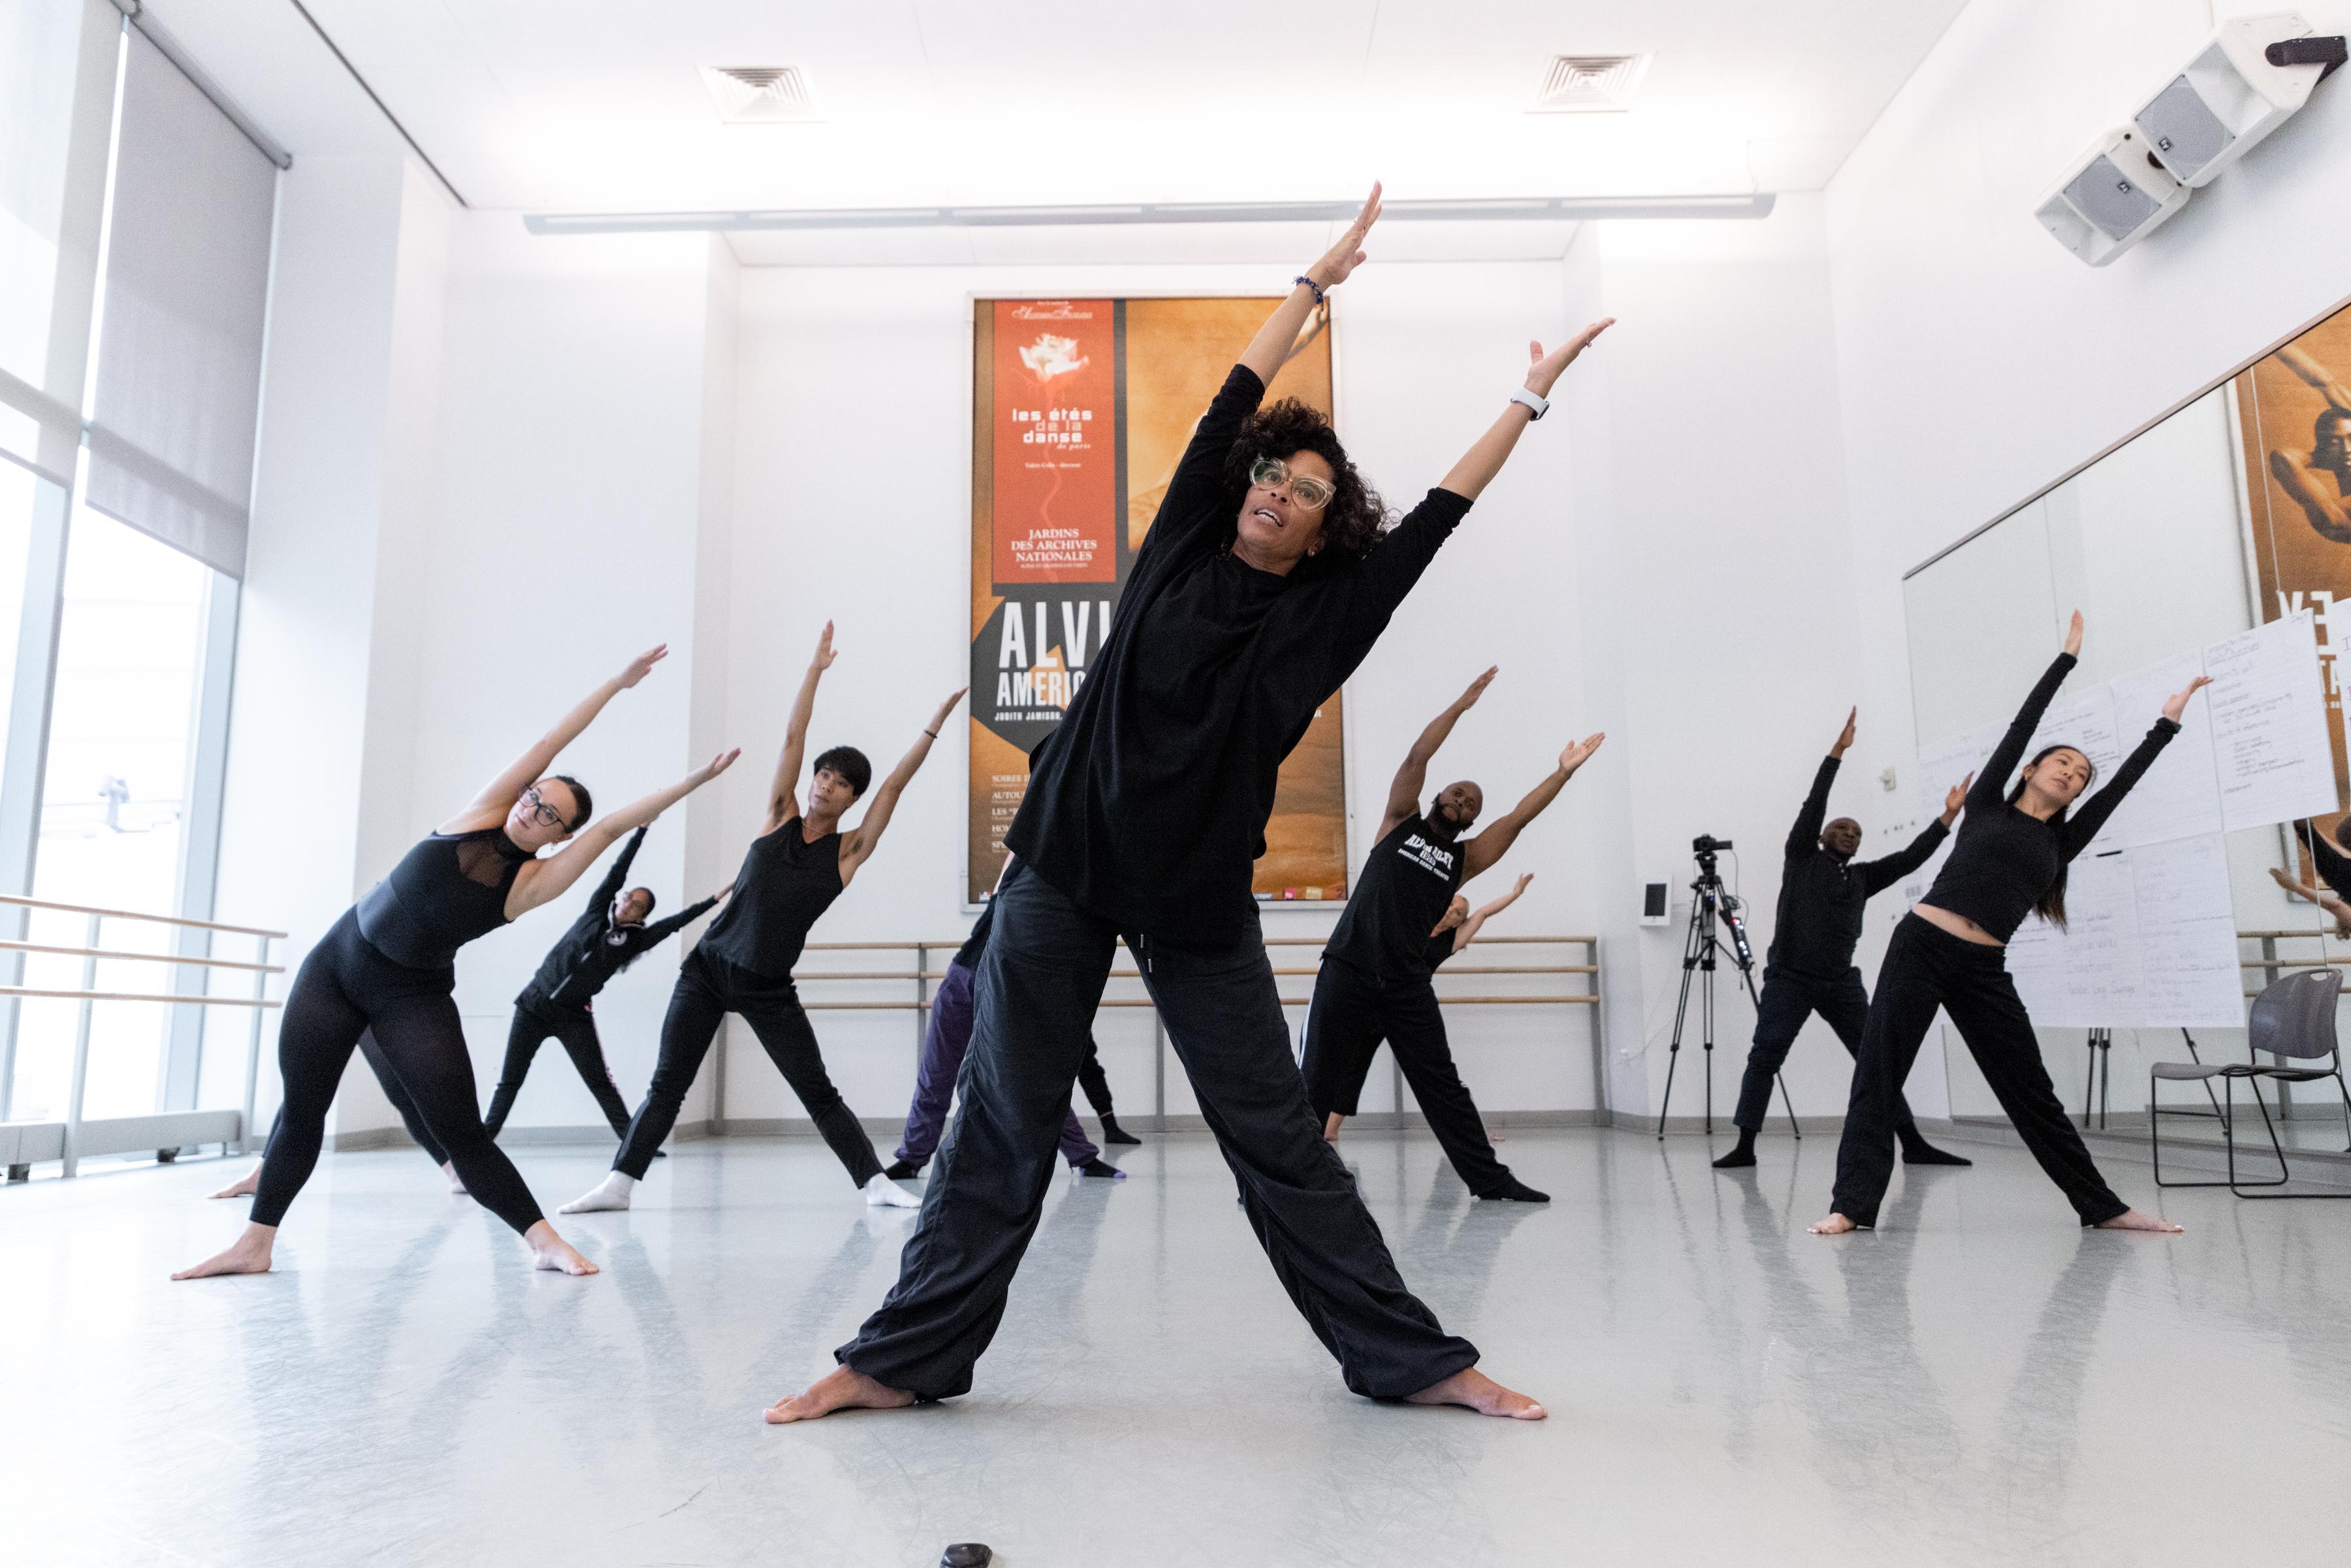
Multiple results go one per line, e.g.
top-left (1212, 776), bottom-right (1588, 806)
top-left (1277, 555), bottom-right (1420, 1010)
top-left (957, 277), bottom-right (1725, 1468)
top-left (6, 1128), bottom-right (2346, 1567)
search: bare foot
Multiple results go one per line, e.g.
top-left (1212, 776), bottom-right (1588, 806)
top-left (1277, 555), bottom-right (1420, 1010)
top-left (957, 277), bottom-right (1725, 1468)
top-left (207, 1163), bottom-right (262, 1200)
top-left (2096, 1207), bottom-right (2183, 1234)
top-left (444, 1160), bottom-right (468, 1196)
top-left (524, 1221), bottom-right (599, 1275)
top-left (1808, 1212), bottom-right (1858, 1235)
top-left (1403, 1366), bottom-right (1546, 1420)
top-left (764, 1363), bottom-right (918, 1424)
top-left (172, 1223), bottom-right (276, 1279)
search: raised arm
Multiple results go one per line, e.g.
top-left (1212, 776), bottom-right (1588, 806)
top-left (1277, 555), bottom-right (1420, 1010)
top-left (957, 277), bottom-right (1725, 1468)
top-left (766, 623), bottom-right (835, 833)
top-left (1239, 185), bottom-right (1381, 385)
top-left (840, 688), bottom-right (969, 882)
top-left (2295, 820), bottom-right (2351, 898)
top-left (2060, 675), bottom-right (2207, 857)
top-left (586, 826), bottom-right (647, 914)
top-left (1790, 710), bottom-right (1854, 857)
top-left (640, 886), bottom-right (727, 948)
top-left (1436, 321), bottom-right (1613, 502)
top-left (1460, 733), bottom-right (1604, 880)
top-left (446, 645), bottom-right (667, 831)
top-left (1450, 872), bottom-right (1534, 953)
top-left (505, 750), bottom-right (741, 918)
top-left (1858, 775), bottom-right (1967, 895)
top-left (1973, 612), bottom-right (2083, 810)
top-left (1382, 667), bottom-right (1496, 839)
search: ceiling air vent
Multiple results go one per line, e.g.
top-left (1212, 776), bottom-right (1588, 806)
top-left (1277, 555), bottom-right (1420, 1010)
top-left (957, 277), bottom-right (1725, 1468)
top-left (1529, 54), bottom-right (1649, 113)
top-left (700, 65), bottom-right (819, 123)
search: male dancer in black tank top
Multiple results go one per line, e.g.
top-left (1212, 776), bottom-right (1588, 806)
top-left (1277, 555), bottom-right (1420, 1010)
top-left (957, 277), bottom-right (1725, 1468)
top-left (485, 825), bottom-right (730, 1142)
top-left (563, 623), bottom-right (965, 1214)
top-left (1302, 668), bottom-right (1601, 1203)
top-left (1712, 707), bottom-right (1972, 1170)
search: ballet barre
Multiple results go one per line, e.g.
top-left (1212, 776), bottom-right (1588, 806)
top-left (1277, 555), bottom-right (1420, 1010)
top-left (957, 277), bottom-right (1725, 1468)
top-left (791, 933), bottom-right (1605, 1123)
top-left (0, 893), bottom-right (283, 1181)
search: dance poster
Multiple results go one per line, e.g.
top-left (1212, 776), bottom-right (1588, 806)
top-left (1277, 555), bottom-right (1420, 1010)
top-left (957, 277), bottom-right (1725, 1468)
top-left (2232, 296), bottom-right (2351, 864)
top-left (967, 296), bottom-right (1344, 903)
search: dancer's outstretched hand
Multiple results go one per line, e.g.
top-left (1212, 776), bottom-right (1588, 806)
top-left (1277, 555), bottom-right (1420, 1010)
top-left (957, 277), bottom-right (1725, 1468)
top-left (1525, 319), bottom-right (1614, 398)
top-left (929, 686), bottom-right (970, 733)
top-left (1455, 665), bottom-right (1499, 711)
top-left (2063, 610), bottom-right (2083, 657)
top-left (1832, 706), bottom-right (1857, 757)
top-left (1942, 775), bottom-right (1972, 824)
top-left (2162, 675), bottom-right (2213, 724)
top-left (1307, 183), bottom-right (1383, 289)
top-left (696, 748), bottom-right (742, 784)
top-left (618, 645), bottom-right (669, 688)
top-left (810, 620), bottom-right (837, 672)
top-left (1561, 733), bottom-right (1605, 773)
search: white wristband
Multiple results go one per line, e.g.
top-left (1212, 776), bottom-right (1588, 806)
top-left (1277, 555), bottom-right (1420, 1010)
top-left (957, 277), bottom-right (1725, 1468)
top-left (1509, 387), bottom-right (1549, 421)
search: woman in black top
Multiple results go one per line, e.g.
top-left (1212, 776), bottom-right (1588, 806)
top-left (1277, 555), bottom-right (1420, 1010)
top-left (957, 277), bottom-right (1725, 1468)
top-left (562, 622), bottom-right (965, 1214)
top-left (772, 185), bottom-right (1609, 1425)
top-left (176, 646), bottom-right (738, 1279)
top-left (485, 825), bottom-right (731, 1142)
top-left (1814, 613), bottom-right (2207, 1236)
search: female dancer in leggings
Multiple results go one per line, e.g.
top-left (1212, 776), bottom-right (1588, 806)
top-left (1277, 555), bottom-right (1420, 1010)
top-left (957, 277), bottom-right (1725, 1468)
top-left (1812, 613), bottom-right (2205, 1236)
top-left (562, 623), bottom-right (965, 1214)
top-left (174, 647), bottom-right (738, 1278)
top-left (770, 185), bottom-right (1608, 1424)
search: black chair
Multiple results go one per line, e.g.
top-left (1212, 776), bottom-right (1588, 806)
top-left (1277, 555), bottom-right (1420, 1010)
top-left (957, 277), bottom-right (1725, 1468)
top-left (2151, 967), bottom-right (2351, 1197)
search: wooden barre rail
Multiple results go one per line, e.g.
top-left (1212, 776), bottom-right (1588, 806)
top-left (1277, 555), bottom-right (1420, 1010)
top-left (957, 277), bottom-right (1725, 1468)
top-left (0, 892), bottom-right (283, 940)
top-left (0, 987), bottom-right (280, 1008)
top-left (0, 939), bottom-right (283, 973)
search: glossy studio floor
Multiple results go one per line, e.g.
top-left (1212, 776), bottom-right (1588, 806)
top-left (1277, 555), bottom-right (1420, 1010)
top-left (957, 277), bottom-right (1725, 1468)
top-left (5, 1126), bottom-right (2343, 1568)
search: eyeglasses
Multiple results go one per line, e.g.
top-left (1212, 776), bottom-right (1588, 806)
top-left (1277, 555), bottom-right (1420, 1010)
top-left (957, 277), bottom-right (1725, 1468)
top-left (521, 784), bottom-right (571, 830)
top-left (1249, 456), bottom-right (1335, 511)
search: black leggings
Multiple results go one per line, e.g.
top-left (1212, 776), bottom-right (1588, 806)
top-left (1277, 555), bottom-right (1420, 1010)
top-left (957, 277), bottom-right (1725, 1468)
top-left (1832, 914), bottom-right (2125, 1228)
top-left (253, 909), bottom-right (545, 1235)
top-left (1732, 966), bottom-right (1923, 1136)
top-left (254, 1027), bottom-right (453, 1166)
top-left (484, 999), bottom-right (633, 1139)
top-left (1300, 960), bottom-right (1514, 1196)
top-left (613, 947), bottom-right (882, 1185)
top-left (1076, 1036), bottom-right (1117, 1119)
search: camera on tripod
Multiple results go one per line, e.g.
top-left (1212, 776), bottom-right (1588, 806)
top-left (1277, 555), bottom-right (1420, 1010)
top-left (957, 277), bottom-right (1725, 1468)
top-left (1691, 833), bottom-right (1733, 873)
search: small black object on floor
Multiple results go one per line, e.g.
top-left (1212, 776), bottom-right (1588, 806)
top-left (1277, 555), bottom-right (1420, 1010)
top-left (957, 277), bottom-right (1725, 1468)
top-left (942, 1544), bottom-right (993, 1567)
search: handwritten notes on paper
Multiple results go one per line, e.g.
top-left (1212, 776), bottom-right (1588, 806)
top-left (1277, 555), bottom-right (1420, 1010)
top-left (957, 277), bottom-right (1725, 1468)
top-left (2002, 836), bottom-right (2243, 1028)
top-left (2205, 613), bottom-right (2338, 831)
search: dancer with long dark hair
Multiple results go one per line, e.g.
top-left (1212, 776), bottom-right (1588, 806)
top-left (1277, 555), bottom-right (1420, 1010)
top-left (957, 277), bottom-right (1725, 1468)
top-left (175, 646), bottom-right (738, 1278)
top-left (1302, 667), bottom-right (1601, 1201)
top-left (562, 623), bottom-right (965, 1213)
top-left (768, 185), bottom-right (1609, 1423)
top-left (1812, 613), bottom-right (2206, 1236)
top-left (485, 825), bottom-right (729, 1143)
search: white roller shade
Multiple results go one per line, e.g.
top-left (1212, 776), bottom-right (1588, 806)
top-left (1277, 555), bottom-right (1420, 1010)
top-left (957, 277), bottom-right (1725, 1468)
top-left (0, 0), bottom-right (119, 488)
top-left (83, 26), bottom-right (276, 578)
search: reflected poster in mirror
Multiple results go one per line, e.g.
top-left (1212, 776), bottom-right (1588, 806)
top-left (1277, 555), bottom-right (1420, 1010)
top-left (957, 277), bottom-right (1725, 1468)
top-left (966, 297), bottom-right (1349, 904)
top-left (2233, 297), bottom-right (2351, 859)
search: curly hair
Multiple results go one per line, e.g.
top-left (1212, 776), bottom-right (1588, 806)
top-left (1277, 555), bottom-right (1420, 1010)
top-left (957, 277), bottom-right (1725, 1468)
top-left (1221, 398), bottom-right (1390, 564)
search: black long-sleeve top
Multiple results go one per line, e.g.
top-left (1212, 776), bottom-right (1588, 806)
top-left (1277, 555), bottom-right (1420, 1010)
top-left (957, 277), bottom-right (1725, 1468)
top-left (1766, 755), bottom-right (1949, 979)
top-left (1006, 364), bottom-right (1470, 942)
top-left (2296, 821), bottom-right (2351, 899)
top-left (518, 828), bottom-right (718, 1010)
top-left (1919, 653), bottom-right (2180, 942)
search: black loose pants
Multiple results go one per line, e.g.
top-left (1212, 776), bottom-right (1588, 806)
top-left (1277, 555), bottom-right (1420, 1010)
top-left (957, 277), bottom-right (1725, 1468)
top-left (613, 946), bottom-right (882, 1186)
top-left (839, 863), bottom-right (1478, 1401)
top-left (1832, 914), bottom-right (2126, 1228)
top-left (1300, 959), bottom-right (1515, 1197)
top-left (484, 997), bottom-right (633, 1140)
top-left (1731, 965), bottom-right (1921, 1135)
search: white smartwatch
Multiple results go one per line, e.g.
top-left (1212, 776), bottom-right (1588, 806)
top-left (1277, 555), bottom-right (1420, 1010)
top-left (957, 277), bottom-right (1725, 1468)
top-left (1509, 387), bottom-right (1549, 421)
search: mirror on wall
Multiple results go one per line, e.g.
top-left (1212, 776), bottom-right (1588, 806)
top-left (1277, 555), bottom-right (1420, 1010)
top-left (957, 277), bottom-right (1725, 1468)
top-left (1901, 300), bottom-right (2351, 1150)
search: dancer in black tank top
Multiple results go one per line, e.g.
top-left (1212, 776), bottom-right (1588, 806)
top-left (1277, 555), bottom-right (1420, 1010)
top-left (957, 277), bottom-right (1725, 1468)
top-left (174, 646), bottom-right (738, 1281)
top-left (1302, 668), bottom-right (1601, 1202)
top-left (2270, 820), bottom-right (2351, 937)
top-left (774, 186), bottom-right (1611, 1426)
top-left (1812, 612), bottom-right (2207, 1238)
top-left (563, 623), bottom-right (966, 1214)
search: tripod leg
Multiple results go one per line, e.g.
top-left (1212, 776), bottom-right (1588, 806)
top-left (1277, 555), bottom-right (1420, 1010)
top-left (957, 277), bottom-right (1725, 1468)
top-left (1657, 901), bottom-right (1707, 1138)
top-left (1701, 959), bottom-right (1716, 1134)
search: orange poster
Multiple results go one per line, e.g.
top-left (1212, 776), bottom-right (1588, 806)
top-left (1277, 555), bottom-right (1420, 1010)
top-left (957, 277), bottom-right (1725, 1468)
top-left (989, 300), bottom-right (1118, 585)
top-left (968, 296), bottom-right (1345, 904)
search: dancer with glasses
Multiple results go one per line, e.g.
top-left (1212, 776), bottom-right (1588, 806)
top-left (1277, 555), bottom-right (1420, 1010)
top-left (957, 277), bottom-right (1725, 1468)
top-left (483, 825), bottom-right (731, 1144)
top-left (176, 646), bottom-right (738, 1279)
top-left (563, 623), bottom-right (966, 1214)
top-left (1812, 613), bottom-right (2205, 1236)
top-left (1303, 668), bottom-right (1602, 1202)
top-left (767, 185), bottom-right (1610, 1424)
top-left (1711, 707), bottom-right (1972, 1171)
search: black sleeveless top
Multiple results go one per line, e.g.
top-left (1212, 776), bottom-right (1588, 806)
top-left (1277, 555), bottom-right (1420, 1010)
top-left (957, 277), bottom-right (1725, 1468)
top-left (697, 817), bottom-right (845, 978)
top-left (1324, 813), bottom-right (1465, 980)
top-left (355, 827), bottom-right (530, 970)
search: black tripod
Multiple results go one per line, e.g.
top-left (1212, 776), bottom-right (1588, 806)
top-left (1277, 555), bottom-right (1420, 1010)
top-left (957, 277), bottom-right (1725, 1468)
top-left (1656, 842), bottom-right (1798, 1138)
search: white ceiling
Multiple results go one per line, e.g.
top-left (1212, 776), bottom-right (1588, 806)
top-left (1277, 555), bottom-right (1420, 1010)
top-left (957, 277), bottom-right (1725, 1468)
top-left (146, 0), bottom-right (1970, 222)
